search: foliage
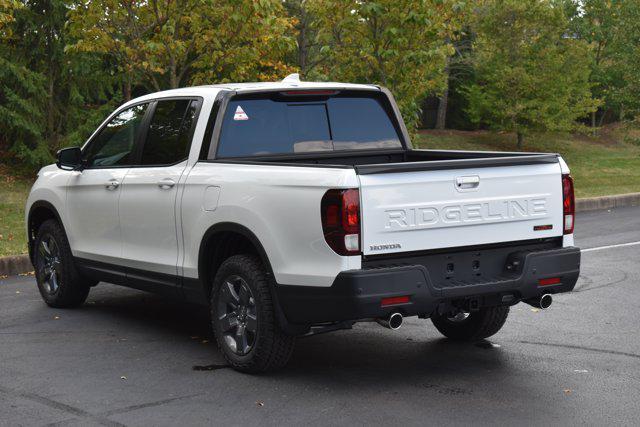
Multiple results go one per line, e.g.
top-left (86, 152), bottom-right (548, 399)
top-left (282, 0), bottom-right (323, 77)
top-left (67, 0), bottom-right (296, 93)
top-left (0, 0), bottom-right (20, 30)
top-left (0, 56), bottom-right (48, 166)
top-left (570, 0), bottom-right (640, 123)
top-left (309, 0), bottom-right (468, 133)
top-left (465, 0), bottom-right (598, 147)
top-left (1, 0), bottom-right (120, 169)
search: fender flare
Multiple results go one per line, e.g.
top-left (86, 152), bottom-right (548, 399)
top-left (197, 222), bottom-right (308, 335)
top-left (197, 222), bottom-right (274, 281)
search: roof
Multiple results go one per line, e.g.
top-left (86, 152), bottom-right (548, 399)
top-left (120, 74), bottom-right (380, 108)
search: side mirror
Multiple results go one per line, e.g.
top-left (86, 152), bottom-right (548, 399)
top-left (56, 147), bottom-right (83, 171)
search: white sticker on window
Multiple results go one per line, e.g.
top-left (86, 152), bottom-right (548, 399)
top-left (233, 106), bottom-right (249, 121)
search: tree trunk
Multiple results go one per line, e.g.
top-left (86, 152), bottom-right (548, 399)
top-left (123, 77), bottom-right (132, 102)
top-left (435, 59), bottom-right (450, 130)
top-left (435, 87), bottom-right (449, 130)
top-left (517, 132), bottom-right (524, 150)
top-left (170, 62), bottom-right (178, 89)
top-left (297, 17), bottom-right (308, 75)
top-left (620, 103), bottom-right (625, 121)
top-left (591, 111), bottom-right (597, 136)
top-left (47, 74), bottom-right (55, 147)
top-left (598, 108), bottom-right (608, 128)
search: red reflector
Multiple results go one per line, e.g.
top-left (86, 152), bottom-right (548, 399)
top-left (539, 277), bottom-right (561, 286)
top-left (534, 224), bottom-right (553, 231)
top-left (381, 296), bottom-right (410, 307)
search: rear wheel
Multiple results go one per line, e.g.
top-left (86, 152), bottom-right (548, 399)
top-left (431, 306), bottom-right (509, 341)
top-left (211, 255), bottom-right (295, 373)
top-left (33, 219), bottom-right (91, 308)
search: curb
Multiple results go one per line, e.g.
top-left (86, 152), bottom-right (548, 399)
top-left (1, 192), bottom-right (639, 277)
top-left (576, 192), bottom-right (640, 213)
top-left (0, 254), bottom-right (32, 277)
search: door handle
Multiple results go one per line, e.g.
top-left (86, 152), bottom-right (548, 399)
top-left (157, 178), bottom-right (176, 190)
top-left (105, 179), bottom-right (120, 190)
top-left (455, 175), bottom-right (480, 190)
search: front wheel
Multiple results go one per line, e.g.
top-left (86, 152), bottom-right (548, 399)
top-left (211, 255), bottom-right (295, 373)
top-left (431, 306), bottom-right (509, 341)
top-left (33, 219), bottom-right (91, 308)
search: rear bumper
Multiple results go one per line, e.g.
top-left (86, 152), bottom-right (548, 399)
top-left (276, 246), bottom-right (580, 325)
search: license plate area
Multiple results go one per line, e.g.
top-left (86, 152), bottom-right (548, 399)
top-left (362, 238), bottom-right (562, 289)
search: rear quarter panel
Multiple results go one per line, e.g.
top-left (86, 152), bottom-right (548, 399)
top-left (181, 162), bottom-right (361, 287)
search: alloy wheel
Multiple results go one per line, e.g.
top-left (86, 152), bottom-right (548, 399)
top-left (38, 235), bottom-right (62, 294)
top-left (217, 275), bottom-right (258, 355)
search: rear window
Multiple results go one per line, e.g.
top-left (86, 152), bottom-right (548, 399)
top-left (216, 92), bottom-right (403, 158)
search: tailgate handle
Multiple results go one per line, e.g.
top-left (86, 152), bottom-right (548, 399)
top-left (455, 176), bottom-right (480, 190)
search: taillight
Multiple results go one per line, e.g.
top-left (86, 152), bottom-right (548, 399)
top-left (321, 189), bottom-right (361, 255)
top-left (562, 174), bottom-right (575, 234)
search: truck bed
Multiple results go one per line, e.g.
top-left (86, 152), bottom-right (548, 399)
top-left (216, 148), bottom-right (560, 174)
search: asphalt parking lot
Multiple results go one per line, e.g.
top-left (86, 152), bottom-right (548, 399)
top-left (1, 206), bottom-right (640, 426)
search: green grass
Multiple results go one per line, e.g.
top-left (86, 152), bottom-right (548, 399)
top-left (1, 128), bottom-right (639, 256)
top-left (417, 128), bottom-right (640, 198)
top-left (0, 166), bottom-right (32, 256)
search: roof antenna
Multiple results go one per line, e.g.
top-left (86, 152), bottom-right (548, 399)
top-left (282, 73), bottom-right (301, 83)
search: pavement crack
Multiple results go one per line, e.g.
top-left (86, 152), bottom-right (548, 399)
top-left (572, 271), bottom-right (628, 293)
top-left (0, 385), bottom-right (126, 427)
top-left (518, 340), bottom-right (640, 360)
top-left (99, 393), bottom-right (202, 417)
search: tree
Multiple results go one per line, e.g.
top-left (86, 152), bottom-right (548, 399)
top-left (0, 0), bottom-right (120, 168)
top-left (67, 0), bottom-right (296, 96)
top-left (465, 0), bottom-right (598, 148)
top-left (434, 2), bottom-right (474, 130)
top-left (309, 0), bottom-right (464, 133)
top-left (282, 0), bottom-right (323, 77)
top-left (570, 0), bottom-right (640, 129)
top-left (0, 0), bottom-right (19, 30)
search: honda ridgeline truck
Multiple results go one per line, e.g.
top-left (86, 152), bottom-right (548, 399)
top-left (26, 75), bottom-right (581, 372)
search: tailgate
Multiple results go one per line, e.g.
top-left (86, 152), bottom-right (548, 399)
top-left (359, 162), bottom-right (563, 256)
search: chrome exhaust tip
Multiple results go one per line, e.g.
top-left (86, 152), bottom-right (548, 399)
top-left (525, 294), bottom-right (553, 310)
top-left (376, 312), bottom-right (403, 330)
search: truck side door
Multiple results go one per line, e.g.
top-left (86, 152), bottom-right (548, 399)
top-left (118, 98), bottom-right (201, 292)
top-left (66, 102), bottom-right (150, 266)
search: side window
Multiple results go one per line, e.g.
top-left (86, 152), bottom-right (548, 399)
top-left (83, 103), bottom-right (149, 167)
top-left (140, 99), bottom-right (198, 166)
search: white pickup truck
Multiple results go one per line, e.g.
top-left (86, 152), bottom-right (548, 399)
top-left (26, 75), bottom-right (581, 372)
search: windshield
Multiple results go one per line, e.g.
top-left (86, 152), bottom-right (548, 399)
top-left (216, 92), bottom-right (403, 158)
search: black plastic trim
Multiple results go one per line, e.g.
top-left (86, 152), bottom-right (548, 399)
top-left (199, 92), bottom-right (225, 160)
top-left (276, 246), bottom-right (580, 325)
top-left (354, 153), bottom-right (560, 175)
top-left (74, 257), bottom-right (181, 299)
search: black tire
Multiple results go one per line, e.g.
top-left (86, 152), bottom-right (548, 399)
top-left (211, 255), bottom-right (295, 373)
top-left (33, 219), bottom-right (90, 308)
top-left (431, 306), bottom-right (510, 341)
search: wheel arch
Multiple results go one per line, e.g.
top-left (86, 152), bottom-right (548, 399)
top-left (196, 222), bottom-right (305, 335)
top-left (27, 200), bottom-right (65, 263)
top-left (198, 222), bottom-right (274, 297)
